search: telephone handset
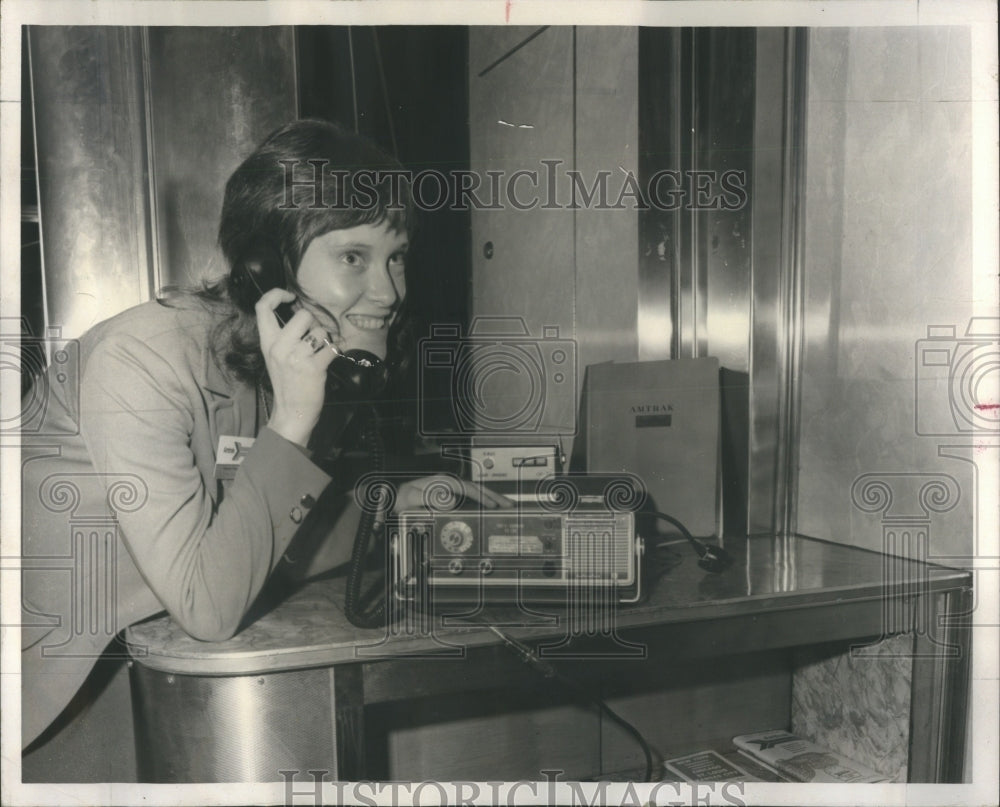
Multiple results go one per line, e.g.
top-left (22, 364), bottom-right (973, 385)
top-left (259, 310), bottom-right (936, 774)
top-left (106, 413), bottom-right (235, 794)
top-left (231, 245), bottom-right (391, 628)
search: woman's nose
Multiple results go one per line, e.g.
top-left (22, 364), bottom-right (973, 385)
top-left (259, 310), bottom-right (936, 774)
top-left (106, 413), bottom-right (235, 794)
top-left (367, 263), bottom-right (403, 305)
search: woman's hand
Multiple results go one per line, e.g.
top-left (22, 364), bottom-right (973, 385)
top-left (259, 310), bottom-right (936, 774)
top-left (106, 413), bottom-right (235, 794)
top-left (394, 474), bottom-right (515, 513)
top-left (256, 288), bottom-right (337, 447)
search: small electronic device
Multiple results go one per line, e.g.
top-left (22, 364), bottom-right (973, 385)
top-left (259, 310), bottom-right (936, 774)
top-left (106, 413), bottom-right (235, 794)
top-left (467, 444), bottom-right (560, 484)
top-left (391, 507), bottom-right (642, 604)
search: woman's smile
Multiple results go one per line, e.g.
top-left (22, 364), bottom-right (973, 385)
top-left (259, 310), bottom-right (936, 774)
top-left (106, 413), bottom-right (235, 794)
top-left (345, 312), bottom-right (392, 331)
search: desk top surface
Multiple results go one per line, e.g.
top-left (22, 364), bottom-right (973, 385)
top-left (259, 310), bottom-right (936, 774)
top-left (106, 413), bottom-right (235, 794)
top-left (125, 534), bottom-right (970, 674)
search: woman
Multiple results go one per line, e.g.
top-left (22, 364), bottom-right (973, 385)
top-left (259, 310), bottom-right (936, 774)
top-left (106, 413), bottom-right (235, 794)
top-left (20, 119), bottom-right (505, 757)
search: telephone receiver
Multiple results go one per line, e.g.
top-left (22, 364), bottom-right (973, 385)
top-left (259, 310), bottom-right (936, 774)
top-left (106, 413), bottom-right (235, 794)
top-left (231, 244), bottom-right (390, 461)
top-left (231, 246), bottom-right (392, 628)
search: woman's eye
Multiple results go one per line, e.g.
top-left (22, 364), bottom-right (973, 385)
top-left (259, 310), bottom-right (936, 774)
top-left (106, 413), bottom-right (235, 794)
top-left (389, 252), bottom-right (407, 269)
top-left (341, 251), bottom-right (365, 267)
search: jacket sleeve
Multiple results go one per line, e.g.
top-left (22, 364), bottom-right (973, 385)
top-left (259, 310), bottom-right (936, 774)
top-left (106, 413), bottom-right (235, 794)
top-left (79, 332), bottom-right (332, 642)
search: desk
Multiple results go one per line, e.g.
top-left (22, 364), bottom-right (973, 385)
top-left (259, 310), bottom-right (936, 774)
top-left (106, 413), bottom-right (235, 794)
top-left (125, 535), bottom-right (971, 783)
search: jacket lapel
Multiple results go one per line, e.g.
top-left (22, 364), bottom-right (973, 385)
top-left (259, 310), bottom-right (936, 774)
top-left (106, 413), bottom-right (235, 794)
top-left (201, 350), bottom-right (258, 453)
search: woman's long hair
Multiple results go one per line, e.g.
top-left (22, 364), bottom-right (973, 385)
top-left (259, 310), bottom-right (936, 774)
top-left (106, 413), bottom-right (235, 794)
top-left (186, 119), bottom-right (417, 390)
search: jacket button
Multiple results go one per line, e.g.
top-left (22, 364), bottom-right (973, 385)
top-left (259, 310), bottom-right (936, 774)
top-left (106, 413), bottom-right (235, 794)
top-left (300, 494), bottom-right (316, 509)
top-left (290, 506), bottom-right (303, 524)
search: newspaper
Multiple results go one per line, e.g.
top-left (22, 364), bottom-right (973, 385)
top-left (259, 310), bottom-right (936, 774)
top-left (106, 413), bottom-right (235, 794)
top-left (733, 730), bottom-right (891, 783)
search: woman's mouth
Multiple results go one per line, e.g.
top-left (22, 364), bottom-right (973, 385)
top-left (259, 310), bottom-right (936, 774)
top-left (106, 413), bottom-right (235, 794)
top-left (345, 313), bottom-right (391, 331)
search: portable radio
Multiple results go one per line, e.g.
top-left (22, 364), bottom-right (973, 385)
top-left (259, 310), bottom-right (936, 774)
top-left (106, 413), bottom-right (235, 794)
top-left (391, 508), bottom-right (642, 605)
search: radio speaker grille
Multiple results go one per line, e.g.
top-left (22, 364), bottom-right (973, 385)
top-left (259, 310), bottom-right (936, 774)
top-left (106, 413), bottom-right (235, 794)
top-left (565, 517), bottom-right (631, 579)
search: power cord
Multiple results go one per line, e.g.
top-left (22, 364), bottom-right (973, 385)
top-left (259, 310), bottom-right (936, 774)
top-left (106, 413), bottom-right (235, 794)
top-left (483, 623), bottom-right (655, 782)
top-left (647, 511), bottom-right (733, 574)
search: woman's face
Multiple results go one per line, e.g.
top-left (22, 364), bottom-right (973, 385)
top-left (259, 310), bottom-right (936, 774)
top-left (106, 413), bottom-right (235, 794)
top-left (295, 222), bottom-right (408, 359)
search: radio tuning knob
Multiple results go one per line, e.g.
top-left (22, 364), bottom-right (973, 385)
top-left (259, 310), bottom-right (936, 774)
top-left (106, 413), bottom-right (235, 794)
top-left (440, 520), bottom-right (474, 553)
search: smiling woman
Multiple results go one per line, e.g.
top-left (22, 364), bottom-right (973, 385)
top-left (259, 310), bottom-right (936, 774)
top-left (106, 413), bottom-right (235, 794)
top-left (19, 120), bottom-right (492, 764)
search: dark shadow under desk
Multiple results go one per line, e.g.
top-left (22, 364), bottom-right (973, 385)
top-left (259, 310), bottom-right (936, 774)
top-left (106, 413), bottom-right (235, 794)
top-left (125, 534), bottom-right (971, 783)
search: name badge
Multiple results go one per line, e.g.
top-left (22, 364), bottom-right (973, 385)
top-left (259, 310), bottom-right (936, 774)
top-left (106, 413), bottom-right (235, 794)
top-left (214, 435), bottom-right (255, 480)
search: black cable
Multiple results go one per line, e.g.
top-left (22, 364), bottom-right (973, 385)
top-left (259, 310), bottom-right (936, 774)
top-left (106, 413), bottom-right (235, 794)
top-left (344, 409), bottom-right (389, 628)
top-left (648, 511), bottom-right (733, 574)
top-left (347, 27), bottom-right (359, 135)
top-left (485, 624), bottom-right (655, 782)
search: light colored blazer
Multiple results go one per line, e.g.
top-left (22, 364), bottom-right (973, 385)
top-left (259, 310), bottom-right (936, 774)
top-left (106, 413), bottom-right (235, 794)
top-left (20, 299), bottom-right (332, 746)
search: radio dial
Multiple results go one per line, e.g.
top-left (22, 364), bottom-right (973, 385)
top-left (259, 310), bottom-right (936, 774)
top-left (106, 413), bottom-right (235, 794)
top-left (440, 520), bottom-right (474, 553)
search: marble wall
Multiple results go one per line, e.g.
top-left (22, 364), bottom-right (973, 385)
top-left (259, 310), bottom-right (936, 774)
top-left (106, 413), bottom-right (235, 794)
top-left (791, 633), bottom-right (913, 781)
